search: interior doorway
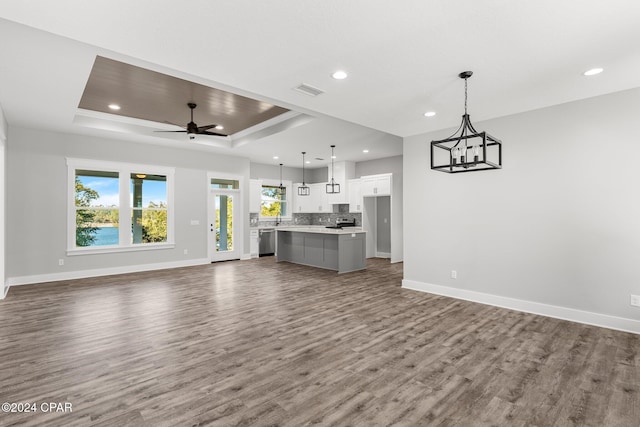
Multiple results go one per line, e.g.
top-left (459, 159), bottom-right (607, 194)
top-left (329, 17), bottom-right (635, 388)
top-left (362, 195), bottom-right (391, 259)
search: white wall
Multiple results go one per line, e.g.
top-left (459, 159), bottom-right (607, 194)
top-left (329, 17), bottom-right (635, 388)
top-left (355, 155), bottom-right (403, 178)
top-left (0, 105), bottom-right (6, 298)
top-left (250, 162), bottom-right (303, 182)
top-left (6, 127), bottom-right (250, 285)
top-left (403, 87), bottom-right (640, 333)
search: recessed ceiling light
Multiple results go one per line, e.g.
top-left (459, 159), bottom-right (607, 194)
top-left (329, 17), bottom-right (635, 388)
top-left (424, 111), bottom-right (436, 117)
top-left (583, 68), bottom-right (604, 76)
top-left (108, 104), bottom-right (121, 110)
top-left (363, 149), bottom-right (369, 153)
top-left (331, 155), bottom-right (337, 159)
top-left (332, 70), bottom-right (348, 80)
top-left (273, 156), bottom-right (279, 160)
top-left (305, 160), bottom-right (311, 164)
top-left (215, 125), bottom-right (224, 130)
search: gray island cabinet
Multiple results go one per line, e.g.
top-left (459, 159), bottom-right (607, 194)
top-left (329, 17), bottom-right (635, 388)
top-left (276, 227), bottom-right (366, 273)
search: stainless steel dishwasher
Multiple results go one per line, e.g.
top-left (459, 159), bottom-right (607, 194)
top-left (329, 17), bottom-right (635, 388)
top-left (258, 228), bottom-right (275, 256)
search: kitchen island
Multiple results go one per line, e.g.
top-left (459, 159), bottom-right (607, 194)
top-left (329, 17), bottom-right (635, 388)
top-left (275, 227), bottom-right (366, 273)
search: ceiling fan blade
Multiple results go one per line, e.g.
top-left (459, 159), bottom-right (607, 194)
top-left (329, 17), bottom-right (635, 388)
top-left (154, 130), bottom-right (187, 133)
top-left (199, 130), bottom-right (227, 137)
top-left (197, 124), bottom-right (220, 131)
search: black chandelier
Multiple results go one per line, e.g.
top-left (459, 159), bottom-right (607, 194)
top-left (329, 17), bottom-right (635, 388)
top-left (430, 71), bottom-right (502, 173)
top-left (326, 145), bottom-right (340, 194)
top-left (298, 152), bottom-right (310, 196)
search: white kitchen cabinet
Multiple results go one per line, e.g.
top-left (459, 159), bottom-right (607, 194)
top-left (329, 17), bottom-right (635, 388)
top-left (249, 179), bottom-right (262, 213)
top-left (361, 173), bottom-right (391, 196)
top-left (250, 229), bottom-right (259, 258)
top-left (291, 183), bottom-right (330, 213)
top-left (348, 179), bottom-right (362, 213)
top-left (326, 161), bottom-right (355, 205)
top-left (293, 183), bottom-right (313, 213)
top-left (310, 183), bottom-right (332, 213)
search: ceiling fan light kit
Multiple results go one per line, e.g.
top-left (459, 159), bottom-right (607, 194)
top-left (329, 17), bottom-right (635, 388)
top-left (430, 71), bottom-right (502, 173)
top-left (326, 145), bottom-right (340, 194)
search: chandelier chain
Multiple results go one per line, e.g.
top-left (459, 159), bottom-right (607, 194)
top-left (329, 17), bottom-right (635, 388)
top-left (464, 78), bottom-right (468, 116)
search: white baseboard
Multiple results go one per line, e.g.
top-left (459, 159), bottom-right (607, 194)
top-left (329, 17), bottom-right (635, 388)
top-left (6, 258), bottom-right (211, 288)
top-left (375, 252), bottom-right (391, 259)
top-left (0, 285), bottom-right (8, 300)
top-left (402, 279), bottom-right (640, 335)
top-left (240, 253), bottom-right (253, 260)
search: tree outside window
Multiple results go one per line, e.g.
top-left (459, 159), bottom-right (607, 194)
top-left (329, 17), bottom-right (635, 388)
top-left (261, 185), bottom-right (287, 217)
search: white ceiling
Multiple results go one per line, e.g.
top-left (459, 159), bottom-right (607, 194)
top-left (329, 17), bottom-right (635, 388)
top-left (1, 1), bottom-right (639, 167)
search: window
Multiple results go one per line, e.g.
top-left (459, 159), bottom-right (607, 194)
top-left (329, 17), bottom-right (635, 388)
top-left (210, 178), bottom-right (239, 189)
top-left (75, 170), bottom-right (120, 247)
top-left (260, 182), bottom-right (289, 219)
top-left (131, 173), bottom-right (168, 244)
top-left (67, 159), bottom-right (174, 254)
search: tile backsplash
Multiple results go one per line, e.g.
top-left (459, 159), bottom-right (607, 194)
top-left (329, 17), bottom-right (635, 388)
top-left (250, 208), bottom-right (362, 227)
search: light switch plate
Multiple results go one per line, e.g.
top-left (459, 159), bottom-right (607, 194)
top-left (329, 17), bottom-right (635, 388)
top-left (631, 294), bottom-right (640, 307)
top-left (190, 220), bottom-right (200, 226)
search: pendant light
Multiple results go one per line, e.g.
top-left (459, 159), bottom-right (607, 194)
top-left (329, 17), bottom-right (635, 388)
top-left (278, 163), bottom-right (285, 197)
top-left (298, 152), bottom-right (310, 196)
top-left (430, 71), bottom-right (502, 173)
top-left (326, 145), bottom-right (340, 194)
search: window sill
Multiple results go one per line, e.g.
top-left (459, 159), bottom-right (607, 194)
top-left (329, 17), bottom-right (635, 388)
top-left (67, 242), bottom-right (175, 256)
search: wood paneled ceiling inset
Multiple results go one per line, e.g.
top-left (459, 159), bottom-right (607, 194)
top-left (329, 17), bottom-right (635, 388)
top-left (78, 56), bottom-right (290, 136)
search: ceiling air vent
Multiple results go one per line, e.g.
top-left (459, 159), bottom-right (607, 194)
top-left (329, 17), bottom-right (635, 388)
top-left (294, 83), bottom-right (325, 97)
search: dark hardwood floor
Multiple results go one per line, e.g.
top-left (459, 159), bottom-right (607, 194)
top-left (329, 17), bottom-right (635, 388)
top-left (0, 258), bottom-right (638, 426)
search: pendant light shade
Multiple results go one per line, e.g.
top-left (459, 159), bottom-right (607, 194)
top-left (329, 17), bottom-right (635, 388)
top-left (326, 145), bottom-right (340, 194)
top-left (430, 71), bottom-right (502, 173)
top-left (298, 152), bottom-right (310, 196)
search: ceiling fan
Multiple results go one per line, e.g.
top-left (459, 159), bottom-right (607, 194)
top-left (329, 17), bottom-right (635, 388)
top-left (157, 102), bottom-right (227, 139)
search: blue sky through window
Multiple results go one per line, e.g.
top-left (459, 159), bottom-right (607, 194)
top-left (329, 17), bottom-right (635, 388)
top-left (77, 174), bottom-right (167, 208)
top-left (130, 179), bottom-right (167, 207)
top-left (78, 175), bottom-right (119, 207)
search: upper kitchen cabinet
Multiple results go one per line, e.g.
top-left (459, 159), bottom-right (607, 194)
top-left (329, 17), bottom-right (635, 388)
top-left (327, 161), bottom-right (355, 205)
top-left (293, 183), bottom-right (331, 213)
top-left (361, 173), bottom-right (391, 196)
top-left (348, 179), bottom-right (362, 213)
top-left (293, 183), bottom-right (313, 213)
top-left (249, 179), bottom-right (262, 213)
top-left (310, 183), bottom-right (332, 213)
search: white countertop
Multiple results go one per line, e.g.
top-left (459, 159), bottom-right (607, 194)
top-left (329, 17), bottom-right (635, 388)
top-left (275, 226), bottom-right (366, 235)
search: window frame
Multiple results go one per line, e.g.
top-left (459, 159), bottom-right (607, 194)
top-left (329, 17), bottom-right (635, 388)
top-left (67, 158), bottom-right (175, 255)
top-left (258, 178), bottom-right (292, 221)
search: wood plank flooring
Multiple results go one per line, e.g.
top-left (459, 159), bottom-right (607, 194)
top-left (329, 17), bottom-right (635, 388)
top-left (0, 258), bottom-right (638, 426)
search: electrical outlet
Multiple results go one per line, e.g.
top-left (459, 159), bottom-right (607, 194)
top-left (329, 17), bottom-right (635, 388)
top-left (451, 270), bottom-right (457, 279)
top-left (631, 295), bottom-right (640, 307)
top-left (58, 259), bottom-right (64, 266)
top-left (183, 249), bottom-right (188, 255)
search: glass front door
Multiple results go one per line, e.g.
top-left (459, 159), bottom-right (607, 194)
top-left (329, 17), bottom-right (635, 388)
top-left (215, 193), bottom-right (234, 254)
top-left (210, 187), bottom-right (241, 262)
